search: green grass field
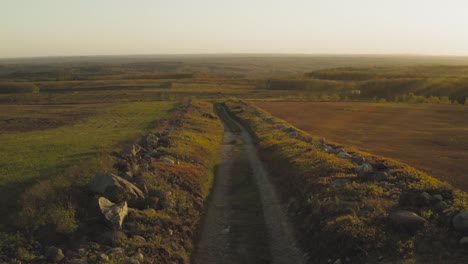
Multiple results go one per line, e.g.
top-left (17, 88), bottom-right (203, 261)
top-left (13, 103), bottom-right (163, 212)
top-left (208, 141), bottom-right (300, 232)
top-left (0, 101), bottom-right (174, 229)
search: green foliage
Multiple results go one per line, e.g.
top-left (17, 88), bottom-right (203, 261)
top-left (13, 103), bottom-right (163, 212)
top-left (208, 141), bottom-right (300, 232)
top-left (0, 232), bottom-right (41, 262)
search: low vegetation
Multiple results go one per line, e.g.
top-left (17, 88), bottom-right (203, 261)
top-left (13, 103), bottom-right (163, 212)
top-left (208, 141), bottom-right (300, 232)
top-left (259, 65), bottom-right (468, 104)
top-left (225, 100), bottom-right (468, 263)
top-left (0, 99), bottom-right (224, 263)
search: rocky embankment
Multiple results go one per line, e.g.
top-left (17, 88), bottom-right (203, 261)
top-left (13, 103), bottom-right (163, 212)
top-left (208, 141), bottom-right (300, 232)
top-left (226, 100), bottom-right (468, 263)
top-left (25, 100), bottom-right (223, 264)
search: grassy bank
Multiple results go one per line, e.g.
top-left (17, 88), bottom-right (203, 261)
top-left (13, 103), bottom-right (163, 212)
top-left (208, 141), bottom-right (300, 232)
top-left (0, 99), bottom-right (224, 263)
top-left (225, 100), bottom-right (468, 263)
top-left (0, 101), bottom-right (175, 229)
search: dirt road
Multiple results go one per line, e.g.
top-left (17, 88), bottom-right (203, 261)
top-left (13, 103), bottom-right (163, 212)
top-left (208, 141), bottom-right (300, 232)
top-left (193, 107), bottom-right (305, 264)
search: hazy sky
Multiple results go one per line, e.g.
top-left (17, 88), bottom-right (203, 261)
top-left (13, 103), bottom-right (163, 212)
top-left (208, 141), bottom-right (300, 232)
top-left (1, 0), bottom-right (468, 58)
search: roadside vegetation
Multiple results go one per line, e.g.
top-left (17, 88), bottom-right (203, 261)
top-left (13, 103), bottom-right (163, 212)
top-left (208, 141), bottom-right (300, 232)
top-left (225, 100), bottom-right (468, 263)
top-left (0, 98), bottom-right (224, 263)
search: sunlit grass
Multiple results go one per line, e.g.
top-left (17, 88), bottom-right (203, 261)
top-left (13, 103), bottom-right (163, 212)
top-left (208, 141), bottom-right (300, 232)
top-left (0, 101), bottom-right (174, 202)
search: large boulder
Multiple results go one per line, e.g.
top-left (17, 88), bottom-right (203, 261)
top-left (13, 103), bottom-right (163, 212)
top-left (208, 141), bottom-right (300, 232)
top-left (389, 210), bottom-right (426, 233)
top-left (89, 173), bottom-right (145, 206)
top-left (98, 197), bottom-right (128, 229)
top-left (453, 211), bottom-right (468, 233)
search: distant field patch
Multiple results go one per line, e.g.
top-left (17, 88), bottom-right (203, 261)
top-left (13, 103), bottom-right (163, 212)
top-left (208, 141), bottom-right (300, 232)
top-left (255, 101), bottom-right (468, 191)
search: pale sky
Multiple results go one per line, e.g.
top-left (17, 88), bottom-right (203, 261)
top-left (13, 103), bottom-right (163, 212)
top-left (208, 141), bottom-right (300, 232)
top-left (1, 0), bottom-right (468, 58)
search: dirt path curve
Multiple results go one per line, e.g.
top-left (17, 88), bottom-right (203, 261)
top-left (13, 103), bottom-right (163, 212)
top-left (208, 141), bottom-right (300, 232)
top-left (193, 107), bottom-right (305, 264)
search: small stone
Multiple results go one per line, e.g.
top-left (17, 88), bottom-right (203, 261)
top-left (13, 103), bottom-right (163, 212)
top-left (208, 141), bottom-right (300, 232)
top-left (132, 235), bottom-right (146, 243)
top-left (105, 247), bottom-right (125, 257)
top-left (453, 211), bottom-right (468, 232)
top-left (97, 231), bottom-right (128, 247)
top-left (131, 252), bottom-right (144, 262)
top-left (161, 157), bottom-right (175, 164)
top-left (351, 154), bottom-right (366, 164)
top-left (433, 194), bottom-right (443, 202)
top-left (434, 201), bottom-right (448, 212)
top-left (221, 226), bottom-right (231, 234)
top-left (337, 152), bottom-right (352, 159)
top-left (45, 246), bottom-right (65, 263)
top-left (332, 179), bottom-right (351, 186)
top-left (168, 229), bottom-right (174, 236)
top-left (126, 259), bottom-right (140, 264)
top-left (460, 237), bottom-right (468, 247)
top-left (334, 259), bottom-right (342, 264)
top-left (98, 253), bottom-right (109, 262)
top-left (355, 163), bottom-right (372, 174)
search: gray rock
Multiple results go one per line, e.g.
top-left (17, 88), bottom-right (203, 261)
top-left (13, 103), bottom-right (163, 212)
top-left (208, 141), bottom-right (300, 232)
top-left (389, 210), bottom-right (426, 233)
top-left (45, 246), bottom-right (65, 263)
top-left (351, 154), bottom-right (366, 164)
top-left (415, 192), bottom-right (432, 207)
top-left (453, 211), bottom-right (468, 233)
top-left (145, 134), bottom-right (159, 149)
top-left (337, 152), bottom-right (352, 159)
top-left (359, 171), bottom-right (389, 181)
top-left (89, 173), bottom-right (145, 206)
top-left (460, 237), bottom-right (468, 247)
top-left (157, 137), bottom-right (171, 148)
top-left (319, 137), bottom-right (326, 145)
top-left (323, 146), bottom-right (334, 153)
top-left (105, 247), bottom-right (125, 257)
top-left (131, 252), bottom-right (144, 262)
top-left (434, 201), bottom-right (448, 212)
top-left (334, 259), bottom-right (342, 264)
top-left (126, 259), bottom-right (140, 264)
top-left (161, 157), bottom-right (175, 164)
top-left (355, 163), bottom-right (372, 174)
top-left (97, 230), bottom-right (128, 247)
top-left (421, 192), bottom-right (431, 201)
top-left (98, 253), bottom-right (110, 262)
top-left (433, 194), bottom-right (444, 202)
top-left (332, 179), bottom-right (351, 186)
top-left (98, 197), bottom-right (128, 229)
top-left (132, 235), bottom-right (146, 243)
top-left (288, 131), bottom-right (298, 138)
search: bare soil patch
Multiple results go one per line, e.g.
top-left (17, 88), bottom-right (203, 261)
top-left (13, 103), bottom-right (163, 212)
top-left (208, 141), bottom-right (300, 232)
top-left (255, 101), bottom-right (468, 191)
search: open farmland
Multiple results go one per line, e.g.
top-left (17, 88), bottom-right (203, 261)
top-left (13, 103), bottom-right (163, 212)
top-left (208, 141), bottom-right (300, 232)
top-left (255, 101), bottom-right (468, 191)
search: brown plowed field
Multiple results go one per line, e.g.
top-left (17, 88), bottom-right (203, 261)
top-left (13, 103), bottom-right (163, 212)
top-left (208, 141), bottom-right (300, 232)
top-left (255, 101), bottom-right (468, 192)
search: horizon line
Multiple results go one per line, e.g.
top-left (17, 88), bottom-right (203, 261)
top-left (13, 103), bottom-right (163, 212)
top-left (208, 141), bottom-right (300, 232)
top-left (2, 52), bottom-right (468, 60)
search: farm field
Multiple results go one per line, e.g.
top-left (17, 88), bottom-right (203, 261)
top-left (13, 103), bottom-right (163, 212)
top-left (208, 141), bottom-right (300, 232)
top-left (255, 101), bottom-right (468, 191)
